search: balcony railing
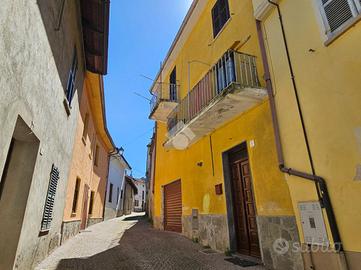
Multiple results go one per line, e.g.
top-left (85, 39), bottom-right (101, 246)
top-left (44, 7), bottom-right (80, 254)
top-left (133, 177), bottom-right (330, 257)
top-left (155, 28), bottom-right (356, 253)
top-left (150, 83), bottom-right (179, 115)
top-left (167, 51), bottom-right (261, 135)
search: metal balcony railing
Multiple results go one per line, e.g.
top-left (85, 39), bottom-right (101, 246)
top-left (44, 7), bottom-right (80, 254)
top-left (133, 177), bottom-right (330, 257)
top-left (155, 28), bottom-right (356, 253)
top-left (167, 51), bottom-right (261, 135)
top-left (150, 83), bottom-right (179, 114)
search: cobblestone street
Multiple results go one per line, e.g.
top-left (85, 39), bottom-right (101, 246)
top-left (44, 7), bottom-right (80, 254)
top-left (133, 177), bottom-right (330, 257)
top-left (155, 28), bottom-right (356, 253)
top-left (36, 213), bottom-right (265, 270)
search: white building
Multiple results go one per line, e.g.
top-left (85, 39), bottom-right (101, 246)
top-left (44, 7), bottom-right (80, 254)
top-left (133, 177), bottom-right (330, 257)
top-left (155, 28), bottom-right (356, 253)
top-left (104, 151), bottom-right (131, 220)
top-left (134, 178), bottom-right (147, 212)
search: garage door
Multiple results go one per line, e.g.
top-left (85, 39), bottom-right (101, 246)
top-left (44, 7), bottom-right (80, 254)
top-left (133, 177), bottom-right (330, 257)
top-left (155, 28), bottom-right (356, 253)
top-left (164, 180), bottom-right (182, 233)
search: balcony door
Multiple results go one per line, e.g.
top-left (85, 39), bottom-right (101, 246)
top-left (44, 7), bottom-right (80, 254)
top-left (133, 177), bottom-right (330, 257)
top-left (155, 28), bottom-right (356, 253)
top-left (169, 67), bottom-right (177, 101)
top-left (216, 51), bottom-right (235, 93)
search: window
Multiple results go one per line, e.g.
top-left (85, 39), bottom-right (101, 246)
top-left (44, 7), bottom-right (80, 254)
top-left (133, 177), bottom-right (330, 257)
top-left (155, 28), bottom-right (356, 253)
top-left (41, 165), bottom-right (60, 231)
top-left (88, 191), bottom-right (95, 215)
top-left (116, 187), bottom-right (120, 204)
top-left (94, 145), bottom-right (99, 166)
top-left (142, 191), bottom-right (145, 200)
top-left (135, 200), bottom-right (139, 207)
top-left (318, 0), bottom-right (361, 36)
top-left (109, 183), bottom-right (113, 203)
top-left (211, 0), bottom-right (230, 37)
top-left (120, 189), bottom-right (123, 199)
top-left (65, 48), bottom-right (78, 105)
top-left (82, 113), bottom-right (89, 141)
top-left (169, 67), bottom-right (177, 101)
top-left (72, 178), bottom-right (81, 213)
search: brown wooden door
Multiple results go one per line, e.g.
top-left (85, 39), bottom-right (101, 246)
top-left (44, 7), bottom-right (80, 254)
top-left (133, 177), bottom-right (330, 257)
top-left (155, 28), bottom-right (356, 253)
top-left (164, 180), bottom-right (182, 233)
top-left (230, 155), bottom-right (261, 258)
top-left (80, 184), bottom-right (89, 230)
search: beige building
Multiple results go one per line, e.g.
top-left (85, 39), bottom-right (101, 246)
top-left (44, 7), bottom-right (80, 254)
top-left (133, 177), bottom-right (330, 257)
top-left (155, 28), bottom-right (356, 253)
top-left (0, 0), bottom-right (109, 269)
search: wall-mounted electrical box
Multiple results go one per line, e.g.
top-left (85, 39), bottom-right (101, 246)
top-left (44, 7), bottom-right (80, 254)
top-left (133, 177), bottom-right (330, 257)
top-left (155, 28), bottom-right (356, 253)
top-left (298, 201), bottom-right (329, 246)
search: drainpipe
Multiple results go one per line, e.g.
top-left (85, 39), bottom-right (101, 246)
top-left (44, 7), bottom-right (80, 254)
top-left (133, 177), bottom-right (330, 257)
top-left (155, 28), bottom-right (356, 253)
top-left (256, 4), bottom-right (343, 253)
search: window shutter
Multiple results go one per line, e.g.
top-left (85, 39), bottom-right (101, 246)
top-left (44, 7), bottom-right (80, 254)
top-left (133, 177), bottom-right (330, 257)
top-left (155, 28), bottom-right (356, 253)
top-left (66, 48), bottom-right (78, 105)
top-left (321, 0), bottom-right (355, 33)
top-left (40, 165), bottom-right (60, 231)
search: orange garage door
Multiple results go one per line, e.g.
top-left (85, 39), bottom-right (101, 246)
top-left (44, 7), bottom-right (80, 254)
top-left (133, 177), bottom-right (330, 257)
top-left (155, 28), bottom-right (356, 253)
top-left (164, 180), bottom-right (182, 233)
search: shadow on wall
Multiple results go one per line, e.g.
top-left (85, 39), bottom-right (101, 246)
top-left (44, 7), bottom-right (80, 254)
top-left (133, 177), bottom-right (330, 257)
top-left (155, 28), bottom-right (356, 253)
top-left (36, 0), bottom-right (84, 106)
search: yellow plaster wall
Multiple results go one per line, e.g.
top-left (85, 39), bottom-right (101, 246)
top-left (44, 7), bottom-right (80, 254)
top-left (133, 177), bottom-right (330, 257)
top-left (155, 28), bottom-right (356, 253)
top-left (153, 0), bottom-right (294, 219)
top-left (63, 75), bottom-right (111, 222)
top-left (254, 0), bottom-right (361, 252)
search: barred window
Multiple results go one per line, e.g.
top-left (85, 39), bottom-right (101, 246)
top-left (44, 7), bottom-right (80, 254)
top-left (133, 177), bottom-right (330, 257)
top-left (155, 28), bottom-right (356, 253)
top-left (211, 0), bottom-right (230, 37)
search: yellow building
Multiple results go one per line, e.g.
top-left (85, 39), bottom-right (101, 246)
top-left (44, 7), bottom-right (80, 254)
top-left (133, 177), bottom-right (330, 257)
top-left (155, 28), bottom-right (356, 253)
top-left (149, 0), bottom-right (303, 268)
top-left (253, 0), bottom-right (361, 269)
top-left (62, 72), bottom-right (114, 242)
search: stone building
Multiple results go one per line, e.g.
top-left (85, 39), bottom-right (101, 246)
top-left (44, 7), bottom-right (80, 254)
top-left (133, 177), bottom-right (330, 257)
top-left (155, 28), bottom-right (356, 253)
top-left (122, 175), bottom-right (138, 215)
top-left (0, 0), bottom-right (109, 269)
top-left (104, 151), bottom-right (132, 220)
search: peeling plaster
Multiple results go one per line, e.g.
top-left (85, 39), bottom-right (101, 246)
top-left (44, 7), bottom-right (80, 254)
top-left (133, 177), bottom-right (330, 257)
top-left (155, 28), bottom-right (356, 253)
top-left (354, 164), bottom-right (361, 181)
top-left (202, 193), bottom-right (210, 214)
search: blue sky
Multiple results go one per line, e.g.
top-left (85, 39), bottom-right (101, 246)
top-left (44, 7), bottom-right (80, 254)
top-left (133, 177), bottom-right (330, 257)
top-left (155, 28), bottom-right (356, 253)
top-left (104, 1), bottom-right (192, 178)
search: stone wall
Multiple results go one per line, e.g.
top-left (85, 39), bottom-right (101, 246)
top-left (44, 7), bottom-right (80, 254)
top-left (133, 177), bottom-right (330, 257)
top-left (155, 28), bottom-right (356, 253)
top-left (61, 220), bottom-right (81, 244)
top-left (183, 214), bottom-right (230, 252)
top-left (257, 216), bottom-right (304, 270)
top-left (87, 218), bottom-right (103, 227)
top-left (153, 216), bottom-right (164, 231)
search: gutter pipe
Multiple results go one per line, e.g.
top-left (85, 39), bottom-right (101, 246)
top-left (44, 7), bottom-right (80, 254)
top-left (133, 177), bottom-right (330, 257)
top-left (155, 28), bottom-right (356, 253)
top-left (256, 1), bottom-right (343, 252)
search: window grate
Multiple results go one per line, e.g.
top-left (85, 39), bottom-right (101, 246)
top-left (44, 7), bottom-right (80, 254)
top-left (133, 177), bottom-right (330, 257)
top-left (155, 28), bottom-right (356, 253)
top-left (40, 165), bottom-right (60, 231)
top-left (319, 0), bottom-right (359, 34)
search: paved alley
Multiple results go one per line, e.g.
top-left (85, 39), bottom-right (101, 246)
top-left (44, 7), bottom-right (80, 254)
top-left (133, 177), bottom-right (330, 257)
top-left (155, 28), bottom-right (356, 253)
top-left (36, 213), bottom-right (264, 270)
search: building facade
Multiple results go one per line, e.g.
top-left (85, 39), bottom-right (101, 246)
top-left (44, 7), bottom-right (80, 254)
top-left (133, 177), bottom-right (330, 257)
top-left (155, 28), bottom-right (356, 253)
top-left (0, 0), bottom-right (110, 269)
top-left (104, 152), bottom-right (131, 220)
top-left (62, 73), bottom-right (114, 242)
top-left (148, 0), bottom-right (303, 269)
top-left (134, 178), bottom-right (147, 212)
top-left (253, 1), bottom-right (361, 269)
top-left (123, 175), bottom-right (138, 215)
top-left (146, 134), bottom-right (157, 219)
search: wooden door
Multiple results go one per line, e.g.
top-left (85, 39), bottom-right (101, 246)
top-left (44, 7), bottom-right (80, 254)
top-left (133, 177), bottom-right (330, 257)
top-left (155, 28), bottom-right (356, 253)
top-left (80, 184), bottom-right (89, 230)
top-left (230, 153), bottom-right (261, 258)
top-left (164, 180), bottom-right (182, 233)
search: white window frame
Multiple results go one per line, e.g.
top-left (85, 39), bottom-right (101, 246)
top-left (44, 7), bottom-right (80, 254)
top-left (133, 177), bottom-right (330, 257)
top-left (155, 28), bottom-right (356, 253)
top-left (317, 0), bottom-right (361, 44)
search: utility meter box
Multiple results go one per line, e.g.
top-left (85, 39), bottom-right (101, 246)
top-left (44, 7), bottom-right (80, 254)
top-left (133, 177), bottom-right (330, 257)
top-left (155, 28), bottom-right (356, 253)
top-left (298, 201), bottom-right (329, 246)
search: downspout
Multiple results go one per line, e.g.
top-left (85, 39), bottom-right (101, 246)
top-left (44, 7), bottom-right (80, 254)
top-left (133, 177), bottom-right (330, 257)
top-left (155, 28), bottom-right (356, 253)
top-left (256, 5), bottom-right (343, 253)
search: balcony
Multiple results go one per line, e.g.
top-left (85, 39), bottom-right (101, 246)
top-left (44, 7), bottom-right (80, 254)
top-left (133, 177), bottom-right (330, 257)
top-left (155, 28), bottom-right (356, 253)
top-left (164, 51), bottom-right (268, 149)
top-left (149, 83), bottom-right (179, 122)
